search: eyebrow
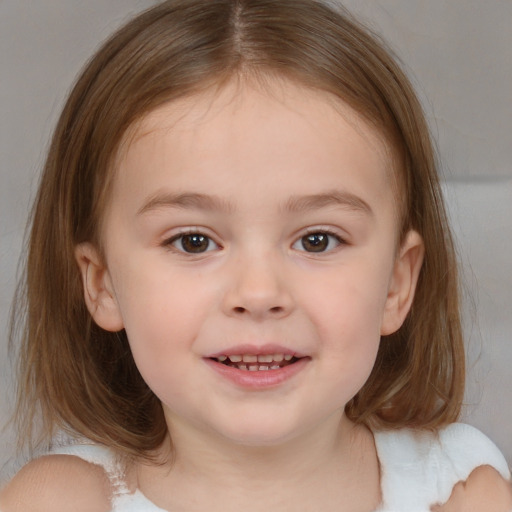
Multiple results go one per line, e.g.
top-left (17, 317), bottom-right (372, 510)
top-left (283, 190), bottom-right (373, 216)
top-left (137, 190), bottom-right (372, 216)
top-left (137, 192), bottom-right (235, 215)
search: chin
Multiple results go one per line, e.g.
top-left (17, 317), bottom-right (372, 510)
top-left (211, 415), bottom-right (311, 448)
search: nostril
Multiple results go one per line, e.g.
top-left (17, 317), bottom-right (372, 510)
top-left (232, 305), bottom-right (284, 315)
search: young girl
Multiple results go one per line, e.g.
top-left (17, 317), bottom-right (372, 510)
top-left (1, 0), bottom-right (511, 511)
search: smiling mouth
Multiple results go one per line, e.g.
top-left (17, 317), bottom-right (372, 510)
top-left (210, 354), bottom-right (301, 371)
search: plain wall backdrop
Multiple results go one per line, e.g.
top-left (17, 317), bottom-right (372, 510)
top-left (1, 0), bottom-right (511, 483)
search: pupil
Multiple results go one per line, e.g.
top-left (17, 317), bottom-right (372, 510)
top-left (182, 234), bottom-right (209, 253)
top-left (302, 233), bottom-right (328, 252)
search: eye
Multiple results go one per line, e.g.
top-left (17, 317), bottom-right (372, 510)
top-left (293, 231), bottom-right (343, 253)
top-left (168, 232), bottom-right (219, 254)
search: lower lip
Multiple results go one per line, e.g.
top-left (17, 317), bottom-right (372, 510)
top-left (204, 357), bottom-right (310, 389)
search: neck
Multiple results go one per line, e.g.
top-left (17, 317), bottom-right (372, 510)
top-left (135, 413), bottom-right (381, 511)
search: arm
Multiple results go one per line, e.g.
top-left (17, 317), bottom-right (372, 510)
top-left (433, 465), bottom-right (512, 512)
top-left (0, 455), bottom-right (111, 512)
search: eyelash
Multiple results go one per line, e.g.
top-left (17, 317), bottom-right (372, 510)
top-left (164, 230), bottom-right (220, 254)
top-left (292, 229), bottom-right (346, 254)
top-left (163, 228), bottom-right (346, 255)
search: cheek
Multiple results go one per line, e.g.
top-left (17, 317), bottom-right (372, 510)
top-left (115, 277), bottom-right (207, 407)
top-left (301, 257), bottom-right (391, 388)
top-left (110, 260), bottom-right (210, 368)
top-left (318, 294), bottom-right (383, 403)
top-left (306, 259), bottom-right (391, 336)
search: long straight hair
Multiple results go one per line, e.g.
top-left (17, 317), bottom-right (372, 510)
top-left (11, 0), bottom-right (464, 459)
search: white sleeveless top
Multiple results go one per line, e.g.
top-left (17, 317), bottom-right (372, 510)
top-left (52, 423), bottom-right (510, 512)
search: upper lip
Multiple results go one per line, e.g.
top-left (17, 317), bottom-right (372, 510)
top-left (205, 343), bottom-right (307, 359)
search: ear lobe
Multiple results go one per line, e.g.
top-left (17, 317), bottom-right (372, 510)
top-left (75, 243), bottom-right (124, 332)
top-left (380, 230), bottom-right (424, 336)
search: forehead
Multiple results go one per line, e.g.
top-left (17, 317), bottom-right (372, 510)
top-left (122, 76), bottom-right (393, 159)
top-left (110, 77), bottom-right (397, 220)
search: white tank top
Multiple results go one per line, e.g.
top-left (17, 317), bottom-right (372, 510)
top-left (52, 423), bottom-right (510, 512)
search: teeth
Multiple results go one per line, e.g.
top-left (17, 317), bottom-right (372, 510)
top-left (238, 353), bottom-right (293, 363)
top-left (246, 364), bottom-right (277, 371)
top-left (216, 353), bottom-right (298, 367)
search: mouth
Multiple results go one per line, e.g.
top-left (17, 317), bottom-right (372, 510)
top-left (205, 349), bottom-right (309, 388)
top-left (209, 353), bottom-right (302, 371)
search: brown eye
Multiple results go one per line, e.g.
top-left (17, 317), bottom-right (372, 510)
top-left (171, 233), bottom-right (217, 253)
top-left (302, 233), bottom-right (328, 252)
top-left (295, 232), bottom-right (342, 253)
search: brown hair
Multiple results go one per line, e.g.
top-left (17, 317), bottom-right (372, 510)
top-left (11, 0), bottom-right (464, 459)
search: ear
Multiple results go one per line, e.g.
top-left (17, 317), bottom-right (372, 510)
top-left (380, 230), bottom-right (424, 336)
top-left (75, 243), bottom-right (124, 332)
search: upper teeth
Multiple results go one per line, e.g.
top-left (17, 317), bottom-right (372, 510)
top-left (216, 354), bottom-right (293, 363)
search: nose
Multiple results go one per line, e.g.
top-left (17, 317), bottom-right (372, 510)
top-left (222, 252), bottom-right (295, 321)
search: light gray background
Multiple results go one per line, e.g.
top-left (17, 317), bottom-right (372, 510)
top-left (1, 0), bottom-right (511, 483)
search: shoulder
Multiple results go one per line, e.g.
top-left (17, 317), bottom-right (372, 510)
top-left (436, 423), bottom-right (511, 480)
top-left (0, 454), bottom-right (112, 512)
top-left (374, 422), bottom-right (512, 510)
top-left (376, 422), bottom-right (510, 480)
top-left (434, 465), bottom-right (512, 512)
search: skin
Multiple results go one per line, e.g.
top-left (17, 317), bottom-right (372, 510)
top-left (81, 77), bottom-right (422, 510)
top-left (1, 78), bottom-right (510, 511)
top-left (90, 79), bottom-right (419, 449)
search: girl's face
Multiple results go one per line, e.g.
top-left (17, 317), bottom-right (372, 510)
top-left (78, 79), bottom-right (423, 446)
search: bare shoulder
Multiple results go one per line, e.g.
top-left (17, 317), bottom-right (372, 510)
top-left (0, 454), bottom-right (112, 512)
top-left (433, 465), bottom-right (512, 512)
